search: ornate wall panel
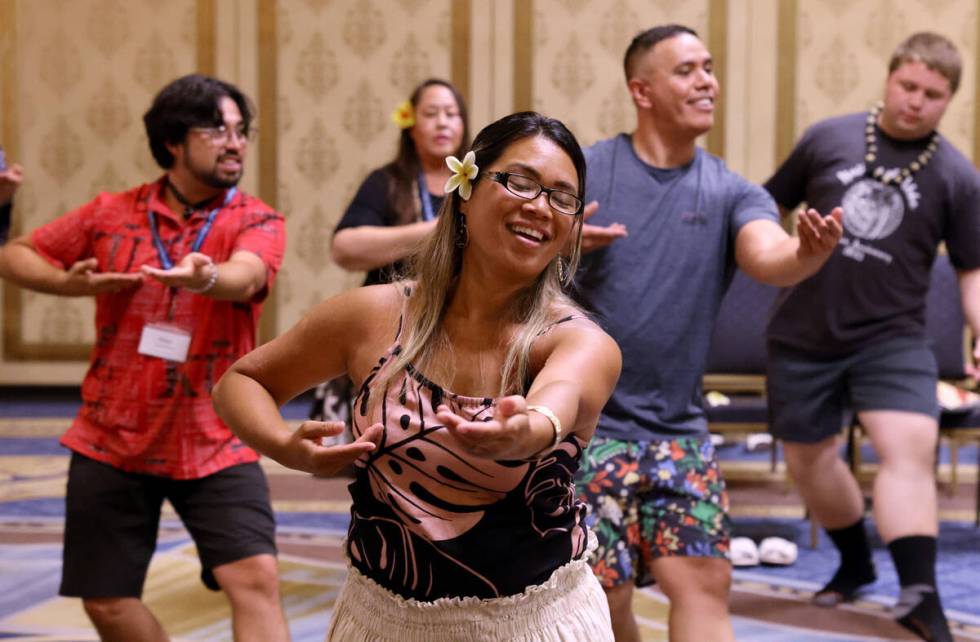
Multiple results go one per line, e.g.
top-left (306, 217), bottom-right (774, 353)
top-left (515, 0), bottom-right (714, 150)
top-left (1, 0), bottom-right (203, 370)
top-left (779, 0), bottom-right (979, 163)
top-left (274, 0), bottom-right (460, 331)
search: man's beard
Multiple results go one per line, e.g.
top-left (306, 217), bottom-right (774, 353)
top-left (184, 148), bottom-right (242, 189)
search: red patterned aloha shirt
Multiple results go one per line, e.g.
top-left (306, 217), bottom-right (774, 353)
top-left (32, 176), bottom-right (285, 479)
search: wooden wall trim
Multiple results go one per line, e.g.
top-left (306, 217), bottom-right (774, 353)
top-left (706, 0), bottom-right (727, 158)
top-left (774, 0), bottom-right (797, 165)
top-left (513, 0), bottom-right (532, 112)
top-left (198, 0), bottom-right (216, 75)
top-left (452, 0), bottom-right (472, 111)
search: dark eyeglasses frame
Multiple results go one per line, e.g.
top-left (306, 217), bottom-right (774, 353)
top-left (486, 171), bottom-right (583, 216)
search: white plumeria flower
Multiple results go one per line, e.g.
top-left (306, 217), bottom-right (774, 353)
top-left (444, 151), bottom-right (479, 201)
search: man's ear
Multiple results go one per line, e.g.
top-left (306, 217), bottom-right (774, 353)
top-left (165, 140), bottom-right (184, 166)
top-left (628, 78), bottom-right (653, 109)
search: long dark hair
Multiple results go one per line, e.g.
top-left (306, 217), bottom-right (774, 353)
top-left (385, 79), bottom-right (470, 225)
top-left (388, 111), bottom-right (587, 394)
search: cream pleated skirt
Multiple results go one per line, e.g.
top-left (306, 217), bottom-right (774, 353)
top-left (326, 544), bottom-right (613, 641)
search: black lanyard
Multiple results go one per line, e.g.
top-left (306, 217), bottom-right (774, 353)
top-left (147, 187), bottom-right (236, 269)
top-left (417, 171), bottom-right (436, 221)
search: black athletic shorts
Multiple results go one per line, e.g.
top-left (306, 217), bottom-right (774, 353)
top-left (60, 452), bottom-right (277, 598)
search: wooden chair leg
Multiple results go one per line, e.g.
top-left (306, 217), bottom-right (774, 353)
top-left (948, 437), bottom-right (959, 497)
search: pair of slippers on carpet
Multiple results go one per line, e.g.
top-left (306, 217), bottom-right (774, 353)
top-left (730, 536), bottom-right (798, 567)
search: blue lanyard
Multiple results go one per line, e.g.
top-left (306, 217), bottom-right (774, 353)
top-left (418, 171), bottom-right (436, 221)
top-left (148, 187), bottom-right (236, 270)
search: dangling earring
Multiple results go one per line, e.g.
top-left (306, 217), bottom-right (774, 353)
top-left (455, 214), bottom-right (468, 249)
top-left (556, 257), bottom-right (566, 283)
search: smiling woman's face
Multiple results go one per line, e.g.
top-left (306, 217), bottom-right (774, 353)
top-left (410, 84), bottom-right (464, 167)
top-left (459, 135), bottom-right (579, 283)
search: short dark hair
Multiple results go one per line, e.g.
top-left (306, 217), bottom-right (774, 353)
top-left (889, 32), bottom-right (961, 94)
top-left (143, 74), bottom-right (254, 169)
top-left (623, 24), bottom-right (699, 82)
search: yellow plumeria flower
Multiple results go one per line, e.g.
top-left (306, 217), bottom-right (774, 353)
top-left (391, 100), bottom-right (415, 129)
top-left (444, 151), bottom-right (479, 201)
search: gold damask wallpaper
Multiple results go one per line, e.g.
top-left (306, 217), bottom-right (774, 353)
top-left (2, 0), bottom-right (979, 383)
top-left (273, 0), bottom-right (457, 324)
top-left (521, 0), bottom-right (711, 149)
top-left (781, 0), bottom-right (978, 161)
top-left (1, 0), bottom-right (200, 374)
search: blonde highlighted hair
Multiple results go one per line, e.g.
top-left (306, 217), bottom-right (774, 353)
top-left (384, 111), bottom-right (588, 395)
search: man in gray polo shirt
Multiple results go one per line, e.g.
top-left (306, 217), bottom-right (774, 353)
top-left (574, 24), bottom-right (841, 641)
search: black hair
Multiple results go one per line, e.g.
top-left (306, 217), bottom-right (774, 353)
top-left (386, 78), bottom-right (470, 225)
top-left (623, 24), bottom-right (699, 81)
top-left (142, 74), bottom-right (254, 169)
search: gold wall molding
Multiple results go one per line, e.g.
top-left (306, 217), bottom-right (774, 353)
top-left (705, 0), bottom-right (727, 158)
top-left (0, 0), bottom-right (210, 363)
top-left (452, 0), bottom-right (472, 109)
top-left (775, 0), bottom-right (797, 166)
top-left (198, 0), bottom-right (216, 75)
top-left (513, 0), bottom-right (532, 112)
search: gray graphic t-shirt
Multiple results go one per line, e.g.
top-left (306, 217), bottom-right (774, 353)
top-left (765, 112), bottom-right (980, 353)
top-left (574, 135), bottom-right (778, 440)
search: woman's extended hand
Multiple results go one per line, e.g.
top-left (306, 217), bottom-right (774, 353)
top-left (436, 396), bottom-right (544, 460)
top-left (276, 420), bottom-right (383, 476)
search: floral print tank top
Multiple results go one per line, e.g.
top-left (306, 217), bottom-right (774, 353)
top-left (345, 315), bottom-right (589, 601)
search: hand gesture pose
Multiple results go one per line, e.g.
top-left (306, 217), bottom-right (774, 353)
top-left (796, 206), bottom-right (843, 259)
top-left (61, 257), bottom-right (142, 296)
top-left (576, 200), bottom-right (628, 253)
top-left (141, 251), bottom-right (216, 290)
top-left (436, 396), bottom-right (543, 460)
top-left (274, 421), bottom-right (383, 477)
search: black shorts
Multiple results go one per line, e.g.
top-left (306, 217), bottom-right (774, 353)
top-left (767, 335), bottom-right (939, 444)
top-left (60, 453), bottom-right (277, 598)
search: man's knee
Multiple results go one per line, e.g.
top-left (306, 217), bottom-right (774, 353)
top-left (654, 557), bottom-right (731, 605)
top-left (213, 554), bottom-right (281, 602)
top-left (783, 437), bottom-right (840, 473)
top-left (83, 596), bottom-right (137, 624)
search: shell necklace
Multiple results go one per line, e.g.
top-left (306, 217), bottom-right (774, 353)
top-left (864, 101), bottom-right (939, 186)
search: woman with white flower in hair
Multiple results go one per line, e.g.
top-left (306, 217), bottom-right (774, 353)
top-left (309, 78), bottom-right (469, 434)
top-left (213, 111), bottom-right (621, 641)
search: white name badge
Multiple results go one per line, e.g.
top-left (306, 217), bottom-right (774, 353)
top-left (138, 323), bottom-right (192, 362)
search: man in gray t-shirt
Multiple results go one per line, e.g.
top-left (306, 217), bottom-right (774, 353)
top-left (573, 24), bottom-right (842, 642)
top-left (764, 32), bottom-right (980, 642)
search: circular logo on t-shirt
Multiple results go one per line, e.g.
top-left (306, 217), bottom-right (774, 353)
top-left (840, 178), bottom-right (905, 240)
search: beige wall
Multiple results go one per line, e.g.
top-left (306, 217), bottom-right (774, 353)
top-left (2, 0), bottom-right (979, 384)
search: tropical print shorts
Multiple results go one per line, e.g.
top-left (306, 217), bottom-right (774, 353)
top-left (576, 435), bottom-right (731, 588)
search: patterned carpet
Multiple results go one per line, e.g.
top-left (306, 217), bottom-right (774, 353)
top-left (1, 395), bottom-right (978, 641)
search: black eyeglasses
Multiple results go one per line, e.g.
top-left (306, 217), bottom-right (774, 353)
top-left (487, 171), bottom-right (583, 216)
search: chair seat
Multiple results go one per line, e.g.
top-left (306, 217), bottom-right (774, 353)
top-left (939, 405), bottom-right (980, 429)
top-left (704, 395), bottom-right (768, 424)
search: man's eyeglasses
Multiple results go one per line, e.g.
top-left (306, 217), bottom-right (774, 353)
top-left (190, 125), bottom-right (256, 146)
top-left (487, 171), bottom-right (582, 216)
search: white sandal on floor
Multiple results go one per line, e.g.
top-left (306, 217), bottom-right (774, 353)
top-left (730, 537), bottom-right (760, 567)
top-left (759, 537), bottom-right (798, 566)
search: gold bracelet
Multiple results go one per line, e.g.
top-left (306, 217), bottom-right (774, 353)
top-left (527, 404), bottom-right (562, 457)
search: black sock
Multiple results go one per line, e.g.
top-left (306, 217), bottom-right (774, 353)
top-left (814, 518), bottom-right (876, 602)
top-left (889, 536), bottom-right (951, 642)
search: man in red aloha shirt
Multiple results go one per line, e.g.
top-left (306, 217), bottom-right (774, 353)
top-left (0, 74), bottom-right (289, 642)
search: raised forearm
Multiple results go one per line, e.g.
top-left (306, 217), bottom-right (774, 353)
top-left (331, 221), bottom-right (436, 272)
top-left (212, 369), bottom-right (294, 461)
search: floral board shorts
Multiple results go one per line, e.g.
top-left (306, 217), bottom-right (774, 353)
top-left (575, 435), bottom-right (731, 588)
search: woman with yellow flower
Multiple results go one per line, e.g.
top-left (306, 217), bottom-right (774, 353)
top-left (331, 78), bottom-right (469, 285)
top-left (310, 79), bottom-right (469, 429)
top-left (213, 112), bottom-right (621, 641)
